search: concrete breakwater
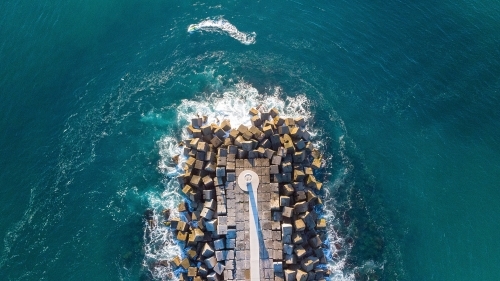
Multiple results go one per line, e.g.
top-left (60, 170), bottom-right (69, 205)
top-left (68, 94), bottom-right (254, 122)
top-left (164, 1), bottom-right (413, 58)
top-left (159, 107), bottom-right (330, 281)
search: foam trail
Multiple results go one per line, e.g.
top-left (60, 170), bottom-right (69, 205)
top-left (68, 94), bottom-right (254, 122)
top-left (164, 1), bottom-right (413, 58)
top-left (188, 17), bottom-right (256, 45)
top-left (144, 82), bottom-right (352, 280)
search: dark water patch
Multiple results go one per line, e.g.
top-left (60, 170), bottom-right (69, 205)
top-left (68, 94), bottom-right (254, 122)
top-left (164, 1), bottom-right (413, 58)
top-left (327, 133), bottom-right (405, 281)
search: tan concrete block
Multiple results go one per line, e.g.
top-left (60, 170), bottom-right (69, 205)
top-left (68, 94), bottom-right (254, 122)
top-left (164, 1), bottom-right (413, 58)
top-left (294, 219), bottom-right (306, 231)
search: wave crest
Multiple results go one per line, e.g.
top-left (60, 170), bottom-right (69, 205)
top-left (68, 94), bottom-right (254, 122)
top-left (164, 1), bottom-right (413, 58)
top-left (188, 17), bottom-right (256, 45)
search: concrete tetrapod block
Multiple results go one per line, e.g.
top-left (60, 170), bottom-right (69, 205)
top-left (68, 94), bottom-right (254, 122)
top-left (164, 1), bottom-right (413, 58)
top-left (284, 269), bottom-right (297, 281)
top-left (229, 129), bottom-right (240, 140)
top-left (214, 238), bottom-right (225, 250)
top-left (241, 140), bottom-right (254, 151)
top-left (190, 175), bottom-right (201, 187)
top-left (270, 198), bottom-right (281, 211)
top-left (197, 141), bottom-right (209, 152)
top-left (274, 261), bottom-right (283, 273)
top-left (308, 235), bottom-right (322, 248)
top-left (200, 207), bottom-right (214, 220)
top-left (205, 162), bottom-right (216, 172)
top-left (192, 228), bottom-right (205, 242)
top-left (207, 271), bottom-right (220, 281)
top-left (204, 255), bottom-right (217, 269)
top-left (180, 257), bottom-right (190, 269)
top-left (171, 256), bottom-right (182, 268)
top-left (249, 107), bottom-right (259, 116)
top-left (293, 245), bottom-right (306, 259)
top-left (269, 108), bottom-right (280, 118)
top-left (284, 254), bottom-right (297, 265)
top-left (191, 117), bottom-right (202, 128)
top-left (204, 199), bottom-right (216, 210)
top-left (296, 269), bottom-right (308, 281)
top-left (201, 242), bottom-right (215, 257)
top-left (205, 219), bottom-right (217, 232)
top-left (226, 238), bottom-right (235, 249)
top-left (282, 184), bottom-right (294, 196)
top-left (187, 248), bottom-right (197, 260)
top-left (176, 231), bottom-right (188, 241)
top-left (215, 167), bottom-right (225, 177)
top-left (282, 223), bottom-right (293, 244)
top-left (301, 256), bottom-right (319, 272)
top-left (203, 189), bottom-right (214, 200)
top-left (282, 206), bottom-right (294, 218)
top-left (187, 266), bottom-right (198, 277)
top-left (316, 218), bottom-right (327, 230)
top-left (301, 211), bottom-right (316, 230)
top-left (294, 219), bottom-right (306, 231)
top-left (294, 201), bottom-right (309, 214)
top-left (281, 161), bottom-right (293, 173)
top-left (314, 247), bottom-right (325, 258)
top-left (176, 221), bottom-right (189, 232)
top-left (311, 158), bottom-right (321, 169)
top-left (215, 250), bottom-right (226, 262)
top-left (198, 264), bottom-right (209, 276)
top-left (280, 196), bottom-right (291, 207)
top-left (213, 262), bottom-right (225, 275)
top-left (220, 120), bottom-right (231, 131)
top-left (194, 160), bottom-right (204, 170)
top-left (283, 243), bottom-right (294, 255)
top-left (261, 112), bottom-right (270, 121)
top-left (292, 233), bottom-right (303, 245)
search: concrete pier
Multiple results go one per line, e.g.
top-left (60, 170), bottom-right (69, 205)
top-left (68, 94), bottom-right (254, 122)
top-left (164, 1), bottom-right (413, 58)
top-left (162, 108), bottom-right (330, 281)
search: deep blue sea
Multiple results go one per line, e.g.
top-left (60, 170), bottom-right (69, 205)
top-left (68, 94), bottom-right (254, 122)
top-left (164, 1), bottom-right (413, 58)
top-left (1, 0), bottom-right (500, 280)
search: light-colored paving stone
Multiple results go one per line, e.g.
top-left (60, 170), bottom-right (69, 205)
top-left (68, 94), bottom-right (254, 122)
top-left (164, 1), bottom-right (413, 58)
top-left (238, 170), bottom-right (261, 280)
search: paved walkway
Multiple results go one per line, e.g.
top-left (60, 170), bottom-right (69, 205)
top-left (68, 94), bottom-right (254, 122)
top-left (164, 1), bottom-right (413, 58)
top-left (238, 170), bottom-right (261, 281)
top-left (233, 159), bottom-right (274, 280)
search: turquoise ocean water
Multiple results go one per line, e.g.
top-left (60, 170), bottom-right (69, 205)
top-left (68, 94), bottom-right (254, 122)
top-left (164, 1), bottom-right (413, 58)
top-left (1, 0), bottom-right (500, 280)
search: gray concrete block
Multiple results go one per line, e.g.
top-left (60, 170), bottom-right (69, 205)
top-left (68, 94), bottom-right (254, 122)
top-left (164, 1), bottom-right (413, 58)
top-left (227, 172), bottom-right (236, 182)
top-left (226, 238), bottom-right (236, 249)
top-left (201, 207), bottom-right (215, 220)
top-left (216, 166), bottom-right (226, 177)
top-left (282, 206), bottom-right (293, 218)
top-left (296, 269), bottom-right (308, 281)
top-left (225, 249), bottom-right (235, 261)
top-left (272, 155), bottom-right (282, 165)
top-left (215, 250), bottom-right (226, 262)
top-left (226, 229), bottom-right (237, 238)
top-left (226, 162), bottom-right (236, 171)
top-left (204, 199), bottom-right (216, 210)
top-left (205, 219), bottom-right (217, 232)
top-left (207, 271), bottom-right (220, 280)
top-left (214, 238), bottom-right (225, 250)
top-left (202, 243), bottom-right (214, 257)
top-left (203, 190), bottom-right (214, 200)
top-left (294, 201), bottom-right (309, 214)
top-left (217, 224), bottom-right (227, 235)
top-left (217, 156), bottom-right (228, 167)
top-left (284, 269), bottom-right (296, 281)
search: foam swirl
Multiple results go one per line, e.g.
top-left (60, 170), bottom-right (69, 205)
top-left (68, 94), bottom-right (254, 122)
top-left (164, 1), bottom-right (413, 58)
top-left (188, 17), bottom-right (256, 45)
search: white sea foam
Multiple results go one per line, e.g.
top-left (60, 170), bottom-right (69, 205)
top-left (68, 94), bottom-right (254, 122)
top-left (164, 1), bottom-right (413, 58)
top-left (144, 82), bottom-right (353, 280)
top-left (188, 17), bottom-right (256, 45)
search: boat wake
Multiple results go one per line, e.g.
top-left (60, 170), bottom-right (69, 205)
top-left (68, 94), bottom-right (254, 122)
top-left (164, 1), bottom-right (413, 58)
top-left (188, 17), bottom-right (256, 45)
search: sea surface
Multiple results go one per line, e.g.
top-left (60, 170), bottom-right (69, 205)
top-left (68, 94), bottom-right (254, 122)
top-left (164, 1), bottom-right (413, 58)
top-left (1, 0), bottom-right (500, 280)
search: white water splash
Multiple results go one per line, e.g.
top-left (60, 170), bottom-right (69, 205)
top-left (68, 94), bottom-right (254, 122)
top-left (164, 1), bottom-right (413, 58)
top-left (188, 17), bottom-right (256, 45)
